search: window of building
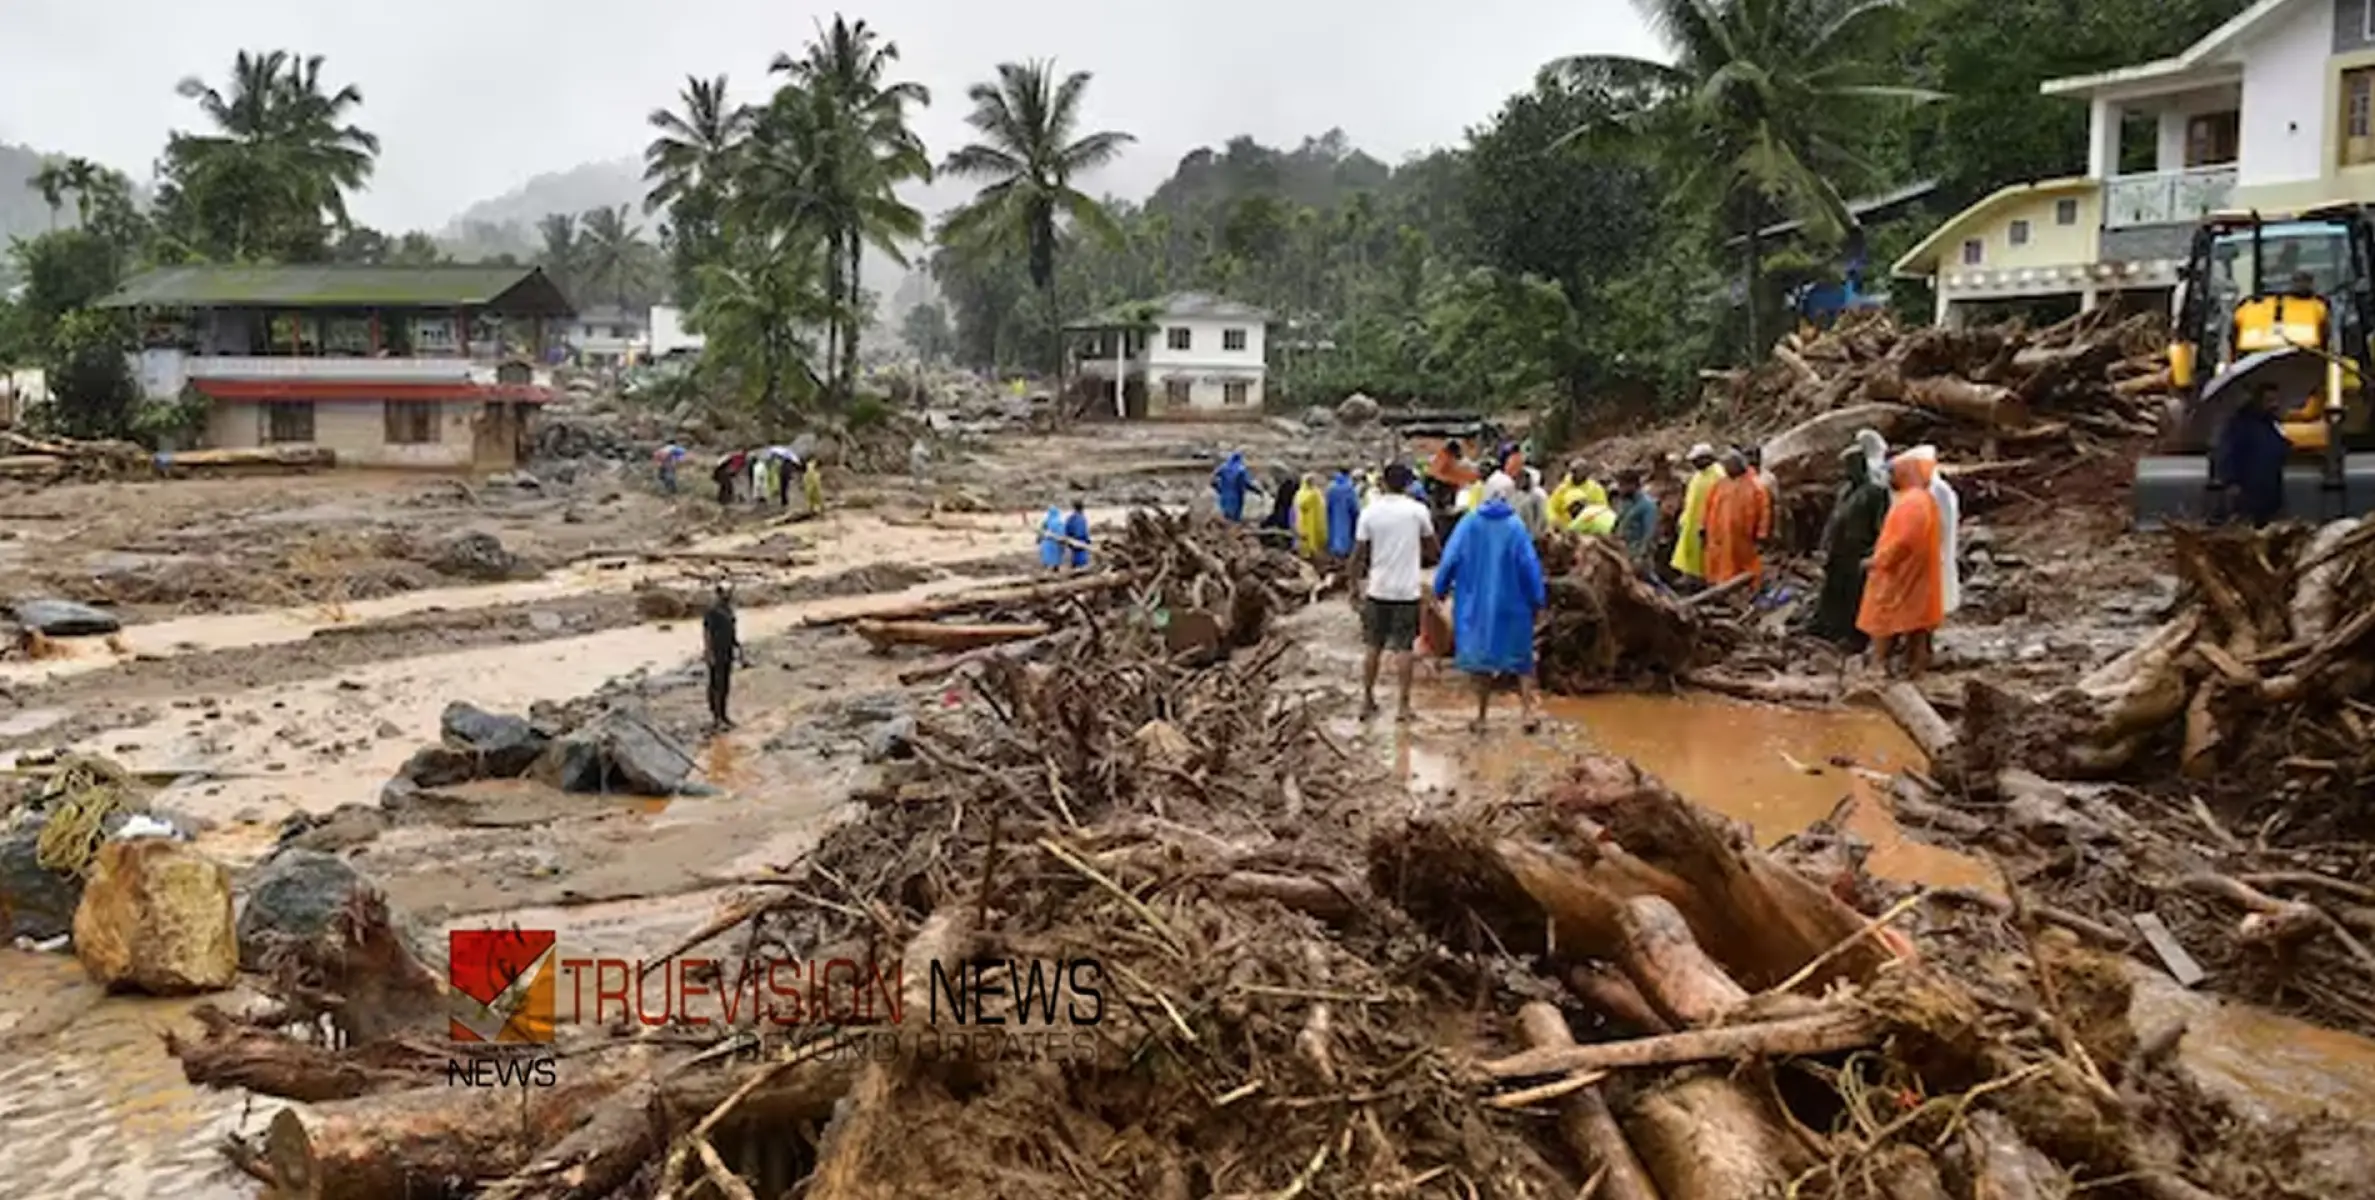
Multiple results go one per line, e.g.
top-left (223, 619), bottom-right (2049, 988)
top-left (1164, 377), bottom-right (1192, 405)
top-left (414, 318), bottom-right (458, 355)
top-left (1960, 238), bottom-right (1984, 266)
top-left (1165, 326), bottom-right (1192, 351)
top-left (1223, 328), bottom-right (1248, 352)
top-left (2345, 69), bottom-right (2375, 167)
top-left (608, 325), bottom-right (627, 339)
top-left (2184, 110), bottom-right (2239, 167)
top-left (2008, 220), bottom-right (2031, 247)
top-left (1223, 380), bottom-right (1250, 406)
top-left (264, 401), bottom-right (315, 444)
top-left (2055, 198), bottom-right (2079, 226)
top-left (384, 402), bottom-right (439, 444)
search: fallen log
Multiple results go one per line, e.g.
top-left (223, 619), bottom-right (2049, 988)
top-left (893, 633), bottom-right (1058, 685)
top-left (1758, 403), bottom-right (1926, 483)
top-left (852, 620), bottom-right (1050, 653)
top-left (1480, 1008), bottom-right (1877, 1077)
top-left (804, 569), bottom-right (1148, 627)
top-left (1565, 965), bottom-right (1672, 1035)
top-left (1876, 681), bottom-right (1959, 774)
top-left (1514, 1003), bottom-right (1662, 1200)
top-left (1615, 895), bottom-right (1750, 1027)
top-left (1904, 376), bottom-right (2030, 429)
top-left (1625, 1074), bottom-right (1805, 1199)
top-left (166, 1008), bottom-right (447, 1102)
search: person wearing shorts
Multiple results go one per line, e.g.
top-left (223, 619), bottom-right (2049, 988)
top-left (1348, 462), bottom-right (1440, 721)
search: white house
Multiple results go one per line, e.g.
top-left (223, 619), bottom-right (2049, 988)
top-left (1068, 292), bottom-right (1270, 418)
top-left (1898, 0), bottom-right (2375, 326)
top-left (568, 305), bottom-right (649, 369)
top-left (649, 304), bottom-right (705, 357)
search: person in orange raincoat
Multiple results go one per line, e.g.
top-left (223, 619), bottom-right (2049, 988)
top-left (1700, 450), bottom-right (1773, 586)
top-left (1856, 455), bottom-right (1946, 678)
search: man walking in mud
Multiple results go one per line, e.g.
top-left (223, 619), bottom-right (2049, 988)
top-left (703, 584), bottom-right (747, 732)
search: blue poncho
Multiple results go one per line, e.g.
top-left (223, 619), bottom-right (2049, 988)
top-left (1064, 509), bottom-right (1091, 568)
top-left (1325, 473), bottom-right (1359, 557)
top-left (1433, 499), bottom-right (1546, 676)
top-left (1213, 453), bottom-right (1252, 522)
top-left (1038, 507), bottom-right (1066, 569)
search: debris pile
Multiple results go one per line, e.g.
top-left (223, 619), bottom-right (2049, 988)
top-left (0, 429), bottom-right (334, 483)
top-left (1534, 534), bottom-right (1718, 692)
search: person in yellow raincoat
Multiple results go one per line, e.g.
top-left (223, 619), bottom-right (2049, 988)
top-left (802, 458), bottom-right (824, 515)
top-left (1668, 443), bottom-right (1723, 581)
top-left (1547, 462), bottom-right (1607, 528)
top-left (1294, 472), bottom-right (1327, 557)
top-left (1568, 501), bottom-right (1617, 536)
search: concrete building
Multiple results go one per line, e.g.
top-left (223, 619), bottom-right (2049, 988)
top-left (568, 305), bottom-right (649, 368)
top-left (649, 305), bottom-right (705, 357)
top-left (97, 264), bottom-right (573, 470)
top-left (1898, 0), bottom-right (2375, 326)
top-left (1067, 293), bottom-right (1270, 418)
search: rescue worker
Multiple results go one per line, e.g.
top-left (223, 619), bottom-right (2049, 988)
top-left (1669, 443), bottom-right (1723, 582)
top-left (1064, 500), bottom-right (1092, 570)
top-left (1611, 471), bottom-right (1660, 567)
top-left (2218, 384), bottom-right (2291, 526)
top-left (802, 457), bottom-right (824, 516)
top-left (713, 450), bottom-right (746, 505)
top-left (1858, 456), bottom-right (1946, 679)
top-left (1213, 452), bottom-right (1256, 522)
top-left (1325, 469), bottom-right (1360, 558)
top-left (1702, 450), bottom-right (1772, 587)
top-left (1427, 438), bottom-right (1480, 513)
top-left (1744, 445), bottom-right (1780, 550)
top-left (1569, 500), bottom-right (1617, 537)
top-left (702, 584), bottom-right (747, 731)
top-left (1038, 504), bottom-right (1068, 572)
top-left (1509, 466), bottom-right (1550, 536)
top-left (1433, 474), bottom-right (1548, 734)
top-left (1808, 444), bottom-right (1890, 649)
top-left (1295, 471), bottom-right (1328, 558)
top-left (1903, 445), bottom-right (1962, 617)
top-left (1265, 466), bottom-right (1300, 532)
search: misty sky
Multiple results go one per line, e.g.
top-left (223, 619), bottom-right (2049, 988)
top-left (0, 0), bottom-right (1660, 231)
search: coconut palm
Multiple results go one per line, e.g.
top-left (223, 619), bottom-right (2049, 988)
top-left (939, 60), bottom-right (1134, 370)
top-left (28, 159), bottom-right (69, 229)
top-left (579, 206), bottom-right (649, 311)
top-left (690, 231), bottom-right (832, 425)
top-left (764, 16), bottom-right (932, 402)
top-left (1541, 0), bottom-right (1936, 355)
top-left (536, 213), bottom-right (582, 296)
top-left (643, 75), bottom-right (754, 213)
top-left (158, 50), bottom-right (380, 259)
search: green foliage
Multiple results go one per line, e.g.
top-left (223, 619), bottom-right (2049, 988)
top-left (43, 310), bottom-right (140, 440)
top-left (152, 50), bottom-right (380, 263)
top-left (132, 382), bottom-right (214, 447)
top-left (688, 231), bottom-right (830, 426)
top-left (9, 229), bottom-right (124, 343)
top-left (845, 394), bottom-right (892, 430)
top-left (900, 301), bottom-right (952, 363)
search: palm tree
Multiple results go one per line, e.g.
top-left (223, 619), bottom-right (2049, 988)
top-left (940, 60), bottom-right (1134, 372)
top-left (644, 75), bottom-right (754, 214)
top-left (691, 231), bottom-right (832, 425)
top-left (537, 212), bottom-right (582, 297)
top-left (161, 50), bottom-right (380, 259)
top-left (579, 206), bottom-right (648, 310)
top-left (28, 159), bottom-right (69, 229)
top-left (764, 16), bottom-right (932, 403)
top-left (1542, 0), bottom-right (1935, 356)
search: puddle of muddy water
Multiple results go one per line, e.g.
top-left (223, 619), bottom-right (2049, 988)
top-left (1392, 687), bottom-right (1992, 891)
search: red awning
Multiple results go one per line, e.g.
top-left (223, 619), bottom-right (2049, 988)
top-left (189, 379), bottom-right (556, 404)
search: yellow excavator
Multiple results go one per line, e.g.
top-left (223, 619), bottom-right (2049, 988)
top-left (2132, 205), bottom-right (2375, 528)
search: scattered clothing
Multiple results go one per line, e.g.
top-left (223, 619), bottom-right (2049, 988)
top-left (1811, 453), bottom-right (1890, 646)
top-left (1214, 452), bottom-right (1254, 522)
top-left (1702, 470), bottom-right (1773, 586)
top-left (2217, 405), bottom-right (2290, 526)
top-left (1857, 458), bottom-right (1946, 640)
top-left (1669, 462), bottom-right (1724, 579)
top-left (1433, 499), bottom-right (1547, 677)
top-left (1294, 475), bottom-right (1327, 558)
top-left (1325, 472), bottom-right (1360, 557)
top-left (1038, 506), bottom-right (1067, 570)
top-left (1064, 508), bottom-right (1091, 569)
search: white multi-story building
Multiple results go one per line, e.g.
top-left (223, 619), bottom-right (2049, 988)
top-left (1069, 292), bottom-right (1269, 417)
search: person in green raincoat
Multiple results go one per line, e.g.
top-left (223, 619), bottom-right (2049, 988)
top-left (1807, 443), bottom-right (1891, 648)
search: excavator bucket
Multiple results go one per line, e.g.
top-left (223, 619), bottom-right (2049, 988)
top-left (2132, 452), bottom-right (2375, 529)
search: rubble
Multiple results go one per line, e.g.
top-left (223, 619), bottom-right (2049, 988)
top-left (235, 849), bottom-right (408, 972)
top-left (530, 707), bottom-right (699, 796)
top-left (72, 837), bottom-right (238, 994)
top-left (428, 531), bottom-right (523, 581)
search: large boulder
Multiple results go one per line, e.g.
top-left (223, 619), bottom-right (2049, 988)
top-left (71, 838), bottom-right (237, 994)
top-left (11, 598), bottom-right (122, 637)
top-left (235, 849), bottom-right (387, 971)
top-left (427, 531), bottom-right (519, 581)
top-left (531, 708), bottom-right (696, 796)
top-left (439, 702), bottom-right (548, 777)
top-left (0, 817), bottom-right (82, 941)
top-left (1335, 393), bottom-right (1381, 426)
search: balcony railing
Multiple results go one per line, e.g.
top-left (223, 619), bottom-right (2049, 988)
top-left (2104, 166), bottom-right (2237, 230)
top-left (179, 355), bottom-right (486, 382)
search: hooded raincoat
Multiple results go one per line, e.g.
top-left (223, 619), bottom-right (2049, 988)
top-left (1905, 445), bottom-right (1961, 615)
top-left (1038, 506), bottom-right (1067, 570)
top-left (1294, 475), bottom-right (1327, 558)
top-left (1703, 469), bottom-right (1773, 585)
top-left (1213, 453), bottom-right (1253, 521)
top-left (1669, 461), bottom-right (1724, 579)
top-left (1856, 457), bottom-right (1946, 639)
top-left (1433, 497), bottom-right (1547, 677)
top-left (1064, 508), bottom-right (1091, 569)
top-left (1325, 472), bottom-right (1360, 557)
top-left (1810, 448), bottom-right (1889, 645)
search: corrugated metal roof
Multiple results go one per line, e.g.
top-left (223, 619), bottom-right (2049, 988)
top-left (97, 265), bottom-right (575, 313)
top-left (1066, 291), bottom-right (1270, 329)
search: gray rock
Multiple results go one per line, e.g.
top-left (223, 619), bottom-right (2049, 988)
top-left (235, 848), bottom-right (417, 969)
top-left (528, 610), bottom-right (564, 633)
top-left (276, 804), bottom-right (390, 854)
top-left (1335, 393), bottom-right (1381, 426)
top-left (428, 532), bottom-right (519, 581)
top-left (438, 702), bottom-right (547, 777)
top-left (11, 598), bottom-right (122, 637)
top-left (862, 715), bottom-right (917, 764)
top-left (531, 708), bottom-right (696, 796)
top-left (0, 818), bottom-right (82, 941)
top-left (393, 744), bottom-right (481, 790)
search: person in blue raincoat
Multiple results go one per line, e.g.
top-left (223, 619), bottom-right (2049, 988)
top-left (1433, 474), bottom-right (1548, 733)
top-left (1324, 469), bottom-right (1360, 558)
top-left (1037, 505), bottom-right (1067, 571)
top-left (1212, 452), bottom-right (1256, 522)
top-left (1064, 500), bottom-right (1092, 570)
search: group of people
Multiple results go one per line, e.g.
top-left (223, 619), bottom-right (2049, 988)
top-left (1037, 501), bottom-right (1093, 571)
top-left (1805, 431), bottom-right (1962, 678)
top-left (655, 442), bottom-right (824, 516)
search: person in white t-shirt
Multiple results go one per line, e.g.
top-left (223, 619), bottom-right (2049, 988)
top-left (1348, 462), bottom-right (1441, 721)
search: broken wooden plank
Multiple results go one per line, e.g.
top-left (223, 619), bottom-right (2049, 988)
top-left (2130, 912), bottom-right (2206, 988)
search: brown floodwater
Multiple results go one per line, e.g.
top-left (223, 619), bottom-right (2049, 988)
top-left (1394, 686), bottom-right (1994, 891)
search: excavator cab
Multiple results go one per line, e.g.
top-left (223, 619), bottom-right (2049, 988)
top-left (2132, 206), bottom-right (2375, 527)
